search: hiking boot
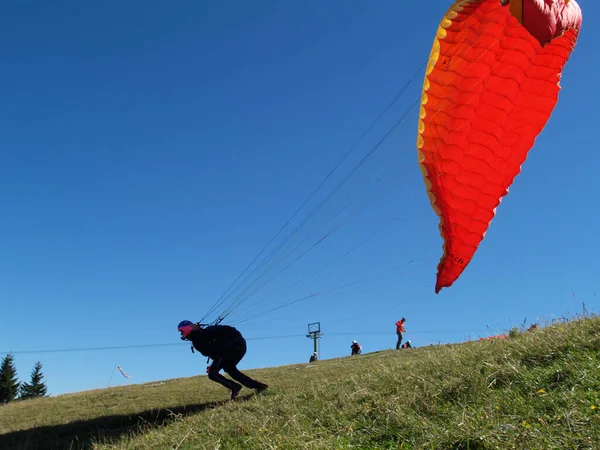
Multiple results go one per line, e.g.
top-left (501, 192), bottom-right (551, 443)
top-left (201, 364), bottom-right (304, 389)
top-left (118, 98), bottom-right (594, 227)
top-left (255, 382), bottom-right (268, 393)
top-left (230, 386), bottom-right (242, 400)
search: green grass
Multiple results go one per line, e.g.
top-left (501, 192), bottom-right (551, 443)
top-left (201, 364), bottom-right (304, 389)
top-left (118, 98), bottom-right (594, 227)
top-left (1, 316), bottom-right (599, 449)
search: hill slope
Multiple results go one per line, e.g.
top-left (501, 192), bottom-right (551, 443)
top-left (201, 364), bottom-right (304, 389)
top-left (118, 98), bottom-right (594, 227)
top-left (1, 316), bottom-right (599, 449)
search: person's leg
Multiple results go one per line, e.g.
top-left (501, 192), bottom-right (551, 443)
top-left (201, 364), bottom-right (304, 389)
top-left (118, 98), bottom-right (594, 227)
top-left (396, 332), bottom-right (403, 349)
top-left (222, 362), bottom-right (267, 389)
top-left (208, 358), bottom-right (242, 398)
top-left (222, 339), bottom-right (268, 390)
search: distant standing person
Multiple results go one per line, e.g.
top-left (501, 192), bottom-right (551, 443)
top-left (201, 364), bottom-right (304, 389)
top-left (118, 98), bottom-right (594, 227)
top-left (395, 318), bottom-right (406, 349)
top-left (309, 352), bottom-right (318, 362)
top-left (350, 340), bottom-right (362, 355)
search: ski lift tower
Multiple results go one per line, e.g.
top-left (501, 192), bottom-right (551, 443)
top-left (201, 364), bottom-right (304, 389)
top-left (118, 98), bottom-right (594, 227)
top-left (306, 322), bottom-right (323, 357)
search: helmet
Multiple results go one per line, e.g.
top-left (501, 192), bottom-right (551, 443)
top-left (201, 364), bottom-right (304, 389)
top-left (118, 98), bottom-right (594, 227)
top-left (352, 340), bottom-right (357, 344)
top-left (178, 320), bottom-right (195, 340)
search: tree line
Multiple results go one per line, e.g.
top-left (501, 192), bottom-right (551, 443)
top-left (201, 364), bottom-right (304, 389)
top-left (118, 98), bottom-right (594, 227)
top-left (0, 353), bottom-right (48, 403)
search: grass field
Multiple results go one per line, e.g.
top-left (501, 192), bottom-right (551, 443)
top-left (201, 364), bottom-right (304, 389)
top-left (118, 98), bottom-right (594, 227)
top-left (1, 316), bottom-right (599, 449)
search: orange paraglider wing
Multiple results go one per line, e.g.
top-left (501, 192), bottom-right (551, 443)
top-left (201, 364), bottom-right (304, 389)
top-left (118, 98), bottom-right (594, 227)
top-left (417, 0), bottom-right (582, 293)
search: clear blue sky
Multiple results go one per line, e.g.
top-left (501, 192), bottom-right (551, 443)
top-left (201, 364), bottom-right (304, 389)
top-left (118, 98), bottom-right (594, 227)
top-left (0, 0), bottom-right (597, 396)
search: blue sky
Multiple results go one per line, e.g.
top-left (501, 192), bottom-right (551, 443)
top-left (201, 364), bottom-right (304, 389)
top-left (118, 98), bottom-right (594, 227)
top-left (0, 0), bottom-right (597, 396)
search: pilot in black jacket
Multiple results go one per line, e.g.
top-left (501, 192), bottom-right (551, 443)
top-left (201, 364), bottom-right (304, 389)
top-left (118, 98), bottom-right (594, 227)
top-left (178, 321), bottom-right (268, 400)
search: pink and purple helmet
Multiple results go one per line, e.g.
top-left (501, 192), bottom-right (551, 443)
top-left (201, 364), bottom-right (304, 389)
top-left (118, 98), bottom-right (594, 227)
top-left (178, 320), bottom-right (195, 340)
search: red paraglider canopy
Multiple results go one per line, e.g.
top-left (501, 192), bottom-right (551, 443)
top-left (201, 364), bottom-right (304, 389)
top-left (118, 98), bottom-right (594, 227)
top-left (417, 0), bottom-right (582, 293)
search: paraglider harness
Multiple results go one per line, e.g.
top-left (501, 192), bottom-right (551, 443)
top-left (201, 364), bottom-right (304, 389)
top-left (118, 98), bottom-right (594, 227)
top-left (187, 318), bottom-right (224, 366)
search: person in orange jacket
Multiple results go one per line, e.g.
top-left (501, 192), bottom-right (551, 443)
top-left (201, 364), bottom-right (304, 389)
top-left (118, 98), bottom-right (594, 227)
top-left (395, 317), bottom-right (406, 349)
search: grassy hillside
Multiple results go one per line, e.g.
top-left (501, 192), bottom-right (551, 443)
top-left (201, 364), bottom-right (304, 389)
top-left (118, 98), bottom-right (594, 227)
top-left (1, 316), bottom-right (599, 449)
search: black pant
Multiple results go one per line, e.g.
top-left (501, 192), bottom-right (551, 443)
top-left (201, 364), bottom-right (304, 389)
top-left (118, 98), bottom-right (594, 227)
top-left (207, 338), bottom-right (263, 391)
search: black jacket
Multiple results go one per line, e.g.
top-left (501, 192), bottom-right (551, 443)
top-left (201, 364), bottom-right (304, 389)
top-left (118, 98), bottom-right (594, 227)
top-left (188, 325), bottom-right (244, 359)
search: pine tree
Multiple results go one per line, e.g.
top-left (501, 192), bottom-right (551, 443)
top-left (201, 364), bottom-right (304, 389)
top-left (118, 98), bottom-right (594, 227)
top-left (0, 353), bottom-right (20, 403)
top-left (20, 361), bottom-right (48, 400)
